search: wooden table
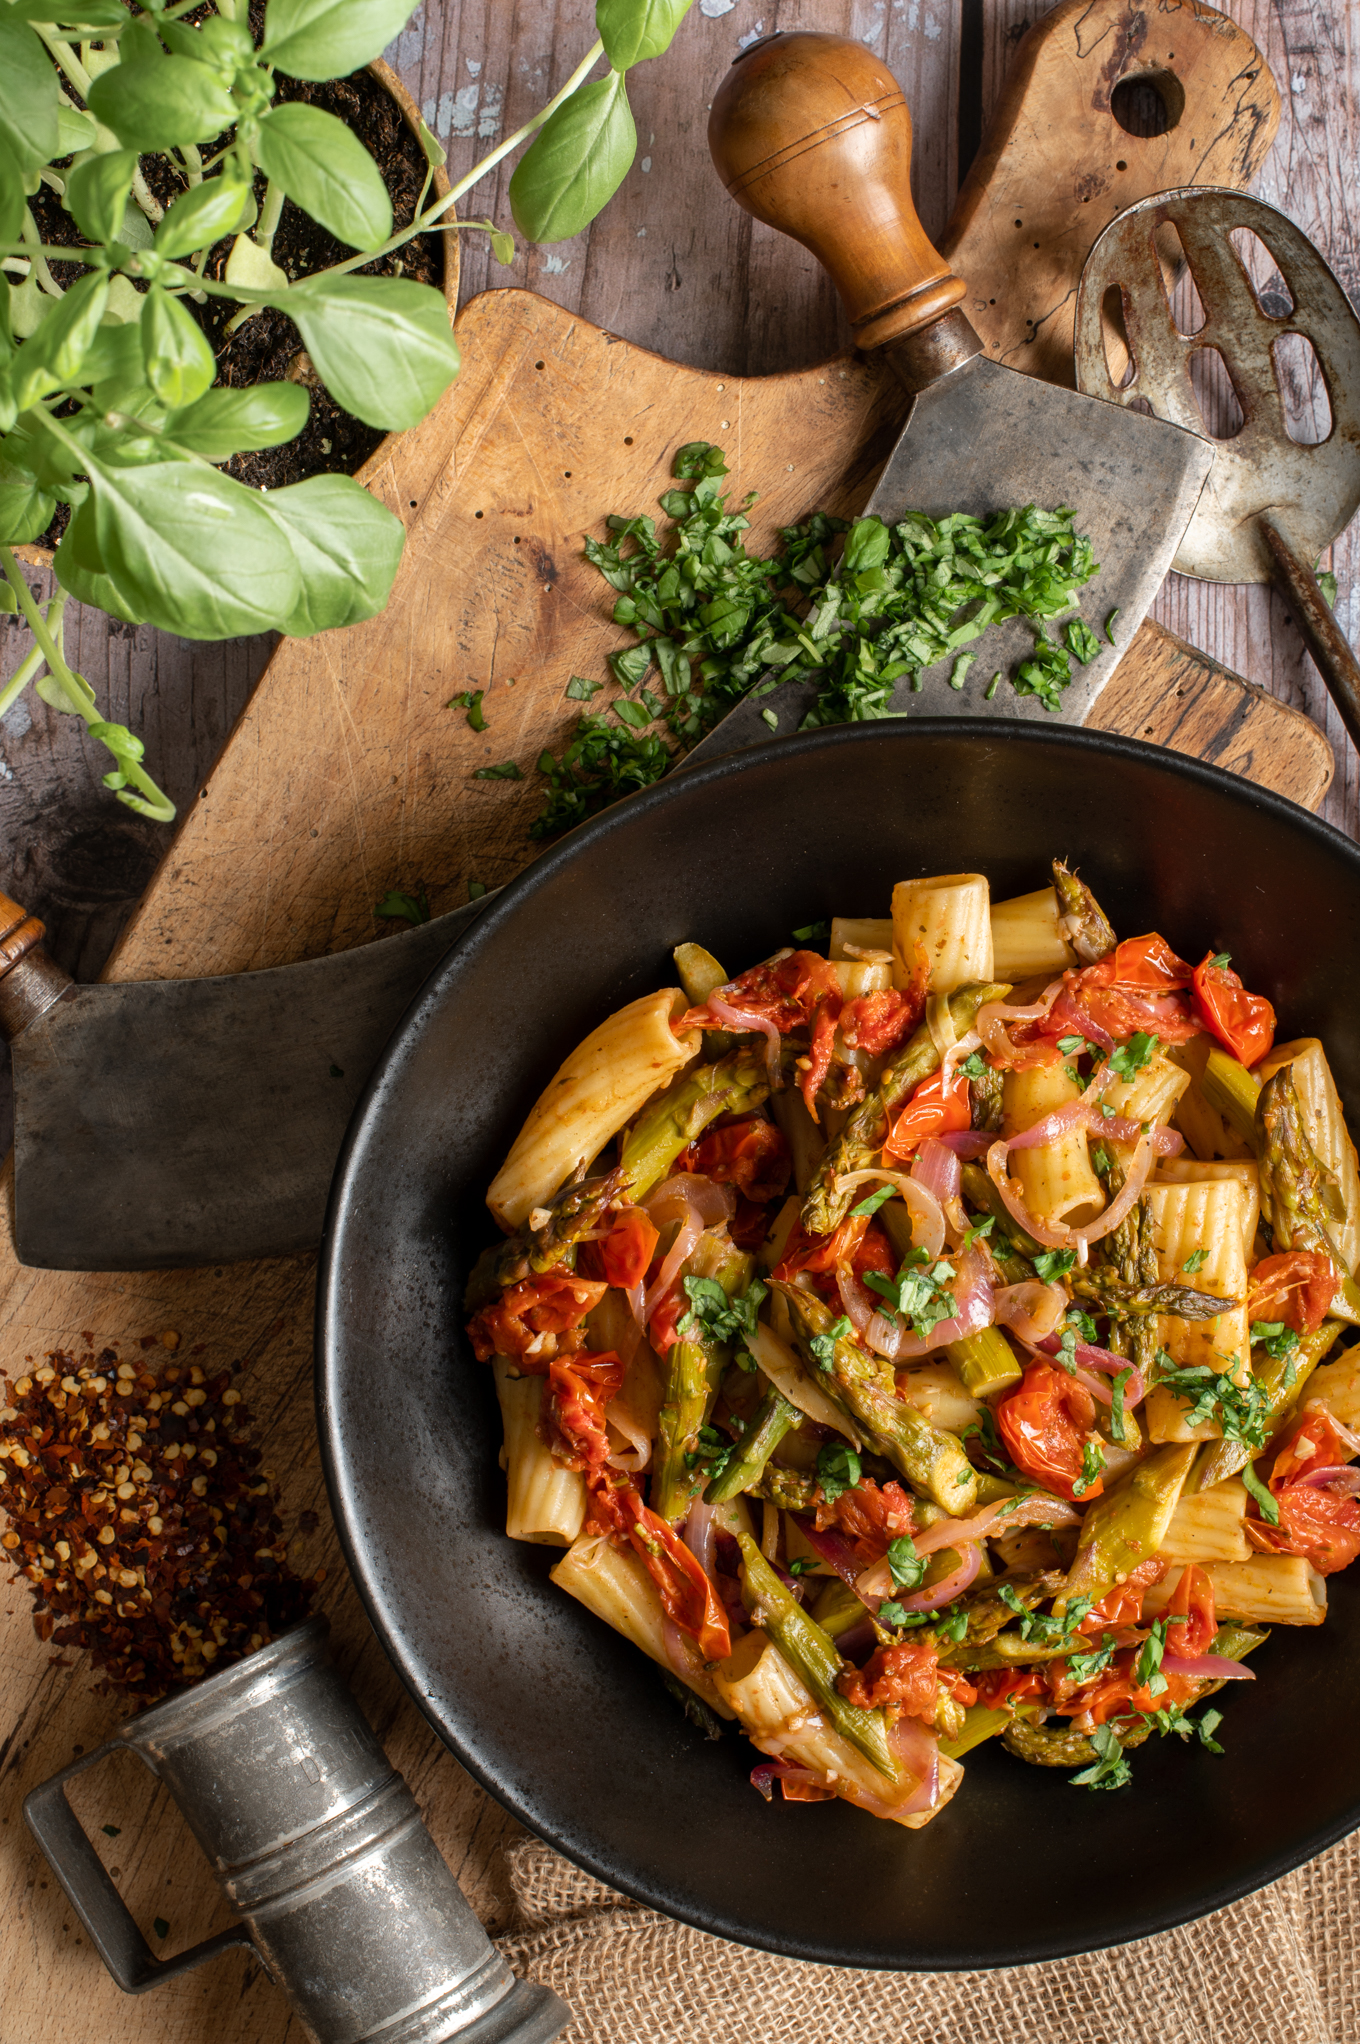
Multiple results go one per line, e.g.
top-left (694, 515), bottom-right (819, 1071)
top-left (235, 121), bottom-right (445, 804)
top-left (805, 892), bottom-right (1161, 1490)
top-left (1, 3), bottom-right (1357, 2040)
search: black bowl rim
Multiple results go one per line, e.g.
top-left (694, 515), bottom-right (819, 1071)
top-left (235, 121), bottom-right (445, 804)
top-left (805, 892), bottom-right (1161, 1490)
top-left (316, 717), bottom-right (1360, 1969)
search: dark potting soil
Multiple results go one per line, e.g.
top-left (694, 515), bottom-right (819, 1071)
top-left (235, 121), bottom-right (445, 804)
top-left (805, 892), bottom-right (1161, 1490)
top-left (28, 38), bottom-right (447, 555)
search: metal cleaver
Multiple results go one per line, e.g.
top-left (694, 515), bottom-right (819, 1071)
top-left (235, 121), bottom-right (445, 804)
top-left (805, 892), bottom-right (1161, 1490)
top-left (2, 37), bottom-right (1213, 1273)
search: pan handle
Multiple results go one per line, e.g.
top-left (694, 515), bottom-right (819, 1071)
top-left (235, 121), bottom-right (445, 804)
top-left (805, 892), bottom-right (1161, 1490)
top-left (1259, 513), bottom-right (1360, 757)
top-left (707, 31), bottom-right (982, 387)
top-left (0, 889), bottom-right (72, 1043)
top-left (24, 1742), bottom-right (253, 1992)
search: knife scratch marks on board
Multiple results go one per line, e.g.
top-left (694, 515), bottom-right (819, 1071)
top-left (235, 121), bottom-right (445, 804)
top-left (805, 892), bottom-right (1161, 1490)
top-left (999, 283), bottom-right (1079, 368)
top-left (316, 643), bottom-right (375, 948)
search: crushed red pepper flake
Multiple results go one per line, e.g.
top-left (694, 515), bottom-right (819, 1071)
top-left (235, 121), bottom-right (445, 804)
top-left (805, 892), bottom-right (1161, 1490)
top-left (0, 1345), bottom-right (324, 1699)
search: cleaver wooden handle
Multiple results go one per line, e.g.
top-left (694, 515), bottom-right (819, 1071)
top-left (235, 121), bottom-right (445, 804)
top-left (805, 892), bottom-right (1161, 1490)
top-left (0, 891), bottom-right (72, 1042)
top-left (708, 30), bottom-right (978, 375)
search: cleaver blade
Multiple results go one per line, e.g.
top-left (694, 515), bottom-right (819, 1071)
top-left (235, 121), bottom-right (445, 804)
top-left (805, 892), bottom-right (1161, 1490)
top-left (689, 30), bottom-right (1213, 765)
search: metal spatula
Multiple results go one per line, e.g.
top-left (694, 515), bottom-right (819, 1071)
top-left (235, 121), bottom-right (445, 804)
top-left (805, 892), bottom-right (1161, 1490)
top-left (1073, 187), bottom-right (1360, 749)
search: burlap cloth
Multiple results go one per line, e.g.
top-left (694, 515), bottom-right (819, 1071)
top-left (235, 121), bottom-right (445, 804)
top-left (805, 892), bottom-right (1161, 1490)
top-left (495, 1829), bottom-right (1360, 2043)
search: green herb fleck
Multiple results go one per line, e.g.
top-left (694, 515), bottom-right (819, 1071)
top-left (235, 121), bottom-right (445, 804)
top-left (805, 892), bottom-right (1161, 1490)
top-left (1241, 1460), bottom-right (1280, 1526)
top-left (808, 1314), bottom-right (852, 1372)
top-left (1065, 617), bottom-right (1102, 665)
top-left (153, 1917), bottom-right (170, 1940)
top-left (1070, 1722), bottom-right (1133, 1791)
top-left (1182, 1248), bottom-right (1209, 1274)
top-left (850, 1183), bottom-right (896, 1219)
top-left (680, 1275), bottom-right (767, 1351)
top-left (329, 1063), bottom-right (344, 1079)
top-left (1110, 1364), bottom-right (1133, 1447)
top-left (1104, 608), bottom-right (1120, 645)
top-left (1209, 951), bottom-right (1232, 969)
top-left (865, 1252), bottom-right (957, 1340)
top-left (1109, 1031), bottom-right (1159, 1083)
top-left (566, 674), bottom-right (604, 701)
top-left (468, 879), bottom-right (488, 900)
top-left (887, 1536), bottom-right (927, 1592)
top-left (375, 886), bottom-right (430, 925)
top-left (1072, 1438), bottom-right (1106, 1499)
top-left (474, 760), bottom-right (523, 781)
top-left (447, 687), bottom-right (487, 730)
top-left (101, 1824), bottom-right (121, 1838)
top-left (1034, 1247), bottom-right (1077, 1284)
top-left (816, 1442), bottom-right (862, 1503)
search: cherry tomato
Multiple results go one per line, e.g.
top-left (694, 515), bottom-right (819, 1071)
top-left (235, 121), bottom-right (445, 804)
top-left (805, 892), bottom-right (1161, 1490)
top-left (813, 1474), bottom-right (916, 1566)
top-left (599, 1208), bottom-right (660, 1290)
top-left (996, 1359), bottom-right (1103, 1502)
top-left (543, 1352), bottom-right (624, 1470)
top-left (1077, 1555), bottom-right (1167, 1634)
top-left (1163, 1560), bottom-right (1217, 1659)
top-left (1244, 1407), bottom-right (1360, 1575)
top-left (675, 949), bottom-right (841, 1035)
top-left (466, 1273), bottom-right (606, 1363)
top-left (1040, 933), bottom-right (1201, 1050)
top-left (840, 988), bottom-right (924, 1057)
top-left (1246, 1250), bottom-right (1335, 1335)
top-left (883, 1066), bottom-right (971, 1161)
top-left (1192, 952), bottom-right (1276, 1066)
top-left (838, 1638), bottom-right (940, 1718)
top-left (773, 1212), bottom-right (869, 1281)
top-left (586, 1474), bottom-right (731, 1659)
top-left (677, 1117), bottom-right (791, 1203)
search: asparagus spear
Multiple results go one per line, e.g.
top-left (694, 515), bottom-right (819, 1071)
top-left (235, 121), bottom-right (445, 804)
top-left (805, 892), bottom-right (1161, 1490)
top-left (1069, 1269), bottom-right (1236, 1323)
top-left (1062, 1443), bottom-right (1196, 1605)
top-left (466, 1166), bottom-right (624, 1305)
top-left (1052, 859), bottom-right (1118, 964)
top-left (1257, 1070), bottom-right (1360, 1325)
top-left (618, 1046), bottom-right (770, 1198)
top-left (772, 1283), bottom-right (979, 1515)
top-left (653, 1240), bottom-right (755, 1523)
top-left (969, 1064), bottom-right (1005, 1133)
top-left (706, 1387), bottom-right (800, 1505)
top-left (803, 981), bottom-right (1012, 1235)
top-left (947, 1325), bottom-right (1023, 1397)
top-left (1202, 1047), bottom-right (1261, 1148)
top-left (737, 1533), bottom-right (900, 1781)
top-left (961, 1161), bottom-right (1041, 1268)
top-left (750, 1464), bottom-right (819, 1510)
top-left (1191, 1319), bottom-right (1344, 1489)
top-left (1003, 1715), bottom-right (1151, 1768)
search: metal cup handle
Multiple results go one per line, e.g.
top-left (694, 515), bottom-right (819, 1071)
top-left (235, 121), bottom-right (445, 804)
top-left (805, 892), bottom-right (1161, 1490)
top-left (24, 1742), bottom-right (253, 1993)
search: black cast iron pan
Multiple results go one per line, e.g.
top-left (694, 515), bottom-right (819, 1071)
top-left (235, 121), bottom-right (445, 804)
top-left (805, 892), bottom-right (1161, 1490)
top-left (317, 721), bottom-right (1360, 1970)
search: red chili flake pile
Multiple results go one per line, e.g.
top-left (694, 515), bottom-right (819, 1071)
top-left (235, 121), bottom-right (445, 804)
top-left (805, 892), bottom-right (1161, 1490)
top-left (0, 1342), bottom-right (324, 1698)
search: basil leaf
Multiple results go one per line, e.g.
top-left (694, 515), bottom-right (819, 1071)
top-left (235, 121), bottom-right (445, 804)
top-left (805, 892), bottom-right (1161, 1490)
top-left (156, 175), bottom-right (256, 262)
top-left (2, 0), bottom-right (130, 20)
top-left (596, 0), bottom-right (694, 69)
top-left (253, 104), bottom-right (393, 253)
top-left (51, 496), bottom-right (149, 626)
top-left (842, 515), bottom-right (890, 575)
top-left (0, 18), bottom-right (59, 171)
top-left (286, 275), bottom-right (460, 431)
top-left (66, 151), bottom-right (140, 246)
top-left (509, 67), bottom-right (636, 244)
top-left (89, 459), bottom-right (303, 637)
top-left (262, 0), bottom-right (421, 82)
top-left (88, 54), bottom-right (239, 152)
top-left (0, 462), bottom-right (54, 544)
top-left (260, 473), bottom-right (405, 636)
top-left (12, 271), bottom-right (109, 409)
top-left (140, 286), bottom-right (215, 409)
top-left (163, 381), bottom-right (309, 460)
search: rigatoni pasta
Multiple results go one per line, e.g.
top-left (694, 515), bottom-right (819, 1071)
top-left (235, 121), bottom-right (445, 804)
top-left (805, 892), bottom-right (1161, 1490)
top-left (465, 856), bottom-right (1360, 1825)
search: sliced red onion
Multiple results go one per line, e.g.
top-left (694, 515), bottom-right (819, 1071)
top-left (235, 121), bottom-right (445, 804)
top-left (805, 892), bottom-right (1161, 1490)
top-left (1037, 1333), bottom-right (1146, 1408)
top-left (936, 1129), bottom-right (994, 1159)
top-left (834, 1617), bottom-right (878, 1664)
top-left (684, 1497), bottom-right (717, 1574)
top-left (1159, 1652), bottom-right (1256, 1682)
top-left (855, 1494), bottom-right (1079, 1600)
top-left (888, 1710), bottom-right (941, 1815)
top-left (795, 1518), bottom-right (868, 1593)
top-left (1099, 1111), bottom-right (1184, 1157)
top-left (1005, 1089), bottom-right (1108, 1154)
top-left (835, 1169), bottom-right (946, 1260)
top-left (1298, 1465), bottom-right (1360, 1494)
top-left (986, 1128), bottom-right (1156, 1252)
top-left (641, 1175), bottom-right (735, 1321)
top-left (1073, 1367), bottom-right (1115, 1407)
top-left (912, 1136), bottom-right (962, 1208)
top-left (993, 1280), bottom-right (1067, 1344)
top-left (749, 1760), bottom-right (826, 1801)
top-left (662, 1617), bottom-right (698, 1683)
top-left (896, 1540), bottom-right (981, 1612)
top-left (604, 1396), bottom-right (652, 1475)
top-left (708, 997), bottom-right (783, 1091)
top-left (626, 1281), bottom-right (647, 1332)
top-left (644, 1214), bottom-right (704, 1321)
top-left (976, 982), bottom-right (1064, 1066)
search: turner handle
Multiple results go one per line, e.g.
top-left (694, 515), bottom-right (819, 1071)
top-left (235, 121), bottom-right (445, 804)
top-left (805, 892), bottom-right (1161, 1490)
top-left (0, 890), bottom-right (71, 1041)
top-left (707, 31), bottom-right (980, 379)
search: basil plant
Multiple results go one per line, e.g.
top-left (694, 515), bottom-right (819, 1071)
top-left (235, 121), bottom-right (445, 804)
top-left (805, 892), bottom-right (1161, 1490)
top-left (0, 0), bottom-right (692, 820)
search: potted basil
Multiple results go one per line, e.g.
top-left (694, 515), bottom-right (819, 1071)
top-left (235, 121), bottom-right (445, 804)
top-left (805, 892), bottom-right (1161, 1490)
top-left (0, 0), bottom-right (693, 821)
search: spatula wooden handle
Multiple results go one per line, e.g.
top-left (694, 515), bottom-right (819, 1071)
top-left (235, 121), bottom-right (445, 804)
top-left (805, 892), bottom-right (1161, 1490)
top-left (708, 31), bottom-right (971, 356)
top-left (0, 890), bottom-right (71, 1042)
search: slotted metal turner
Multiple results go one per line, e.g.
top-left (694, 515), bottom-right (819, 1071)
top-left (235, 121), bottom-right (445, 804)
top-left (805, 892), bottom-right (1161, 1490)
top-left (1074, 187), bottom-right (1360, 750)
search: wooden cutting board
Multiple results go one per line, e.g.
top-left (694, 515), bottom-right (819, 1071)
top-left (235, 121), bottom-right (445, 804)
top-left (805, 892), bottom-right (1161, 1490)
top-left (0, 6), bottom-right (1332, 2042)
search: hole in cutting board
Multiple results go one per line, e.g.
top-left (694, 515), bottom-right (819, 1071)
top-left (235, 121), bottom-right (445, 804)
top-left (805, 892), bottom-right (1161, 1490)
top-left (1110, 68), bottom-right (1185, 137)
top-left (1100, 285), bottom-right (1136, 389)
top-left (1273, 331), bottom-right (1333, 445)
top-left (1230, 226), bottom-right (1296, 318)
top-left (1188, 346), bottom-right (1246, 439)
top-left (1155, 222), bottom-right (1207, 338)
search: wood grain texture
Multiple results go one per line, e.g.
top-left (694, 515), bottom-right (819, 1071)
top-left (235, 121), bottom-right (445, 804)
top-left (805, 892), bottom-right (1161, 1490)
top-left (0, 3), bottom-right (1354, 2040)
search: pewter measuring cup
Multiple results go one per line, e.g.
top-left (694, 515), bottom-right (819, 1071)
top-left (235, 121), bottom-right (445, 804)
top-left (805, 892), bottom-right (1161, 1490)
top-left (1073, 186), bottom-right (1360, 750)
top-left (24, 1617), bottom-right (568, 2044)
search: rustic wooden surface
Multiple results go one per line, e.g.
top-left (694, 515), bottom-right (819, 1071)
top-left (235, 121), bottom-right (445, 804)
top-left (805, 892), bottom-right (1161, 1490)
top-left (0, 3), bottom-right (1357, 2040)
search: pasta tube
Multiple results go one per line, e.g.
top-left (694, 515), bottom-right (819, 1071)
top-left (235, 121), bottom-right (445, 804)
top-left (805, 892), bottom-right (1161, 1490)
top-left (1157, 1479), bottom-right (1251, 1564)
top-left (1153, 1159), bottom-right (1260, 1261)
top-left (892, 874), bottom-right (994, 994)
top-left (830, 917), bottom-right (892, 959)
top-left (1104, 1051), bottom-right (1190, 1135)
top-left (989, 886), bottom-right (1076, 981)
top-left (1143, 1180), bottom-right (1250, 1443)
top-left (488, 989), bottom-right (698, 1229)
top-left (830, 957), bottom-right (894, 998)
top-left (1255, 1038), bottom-right (1360, 1273)
top-left (1170, 1037), bottom-right (1254, 1163)
top-left (1305, 1347), bottom-right (1360, 1432)
top-left (1144, 1555), bottom-right (1326, 1628)
top-left (551, 1533), bottom-right (733, 1715)
top-left (713, 1631), bottom-right (957, 1825)
top-left (1004, 1061), bottom-right (1105, 1230)
top-left (494, 1358), bottom-right (585, 1547)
